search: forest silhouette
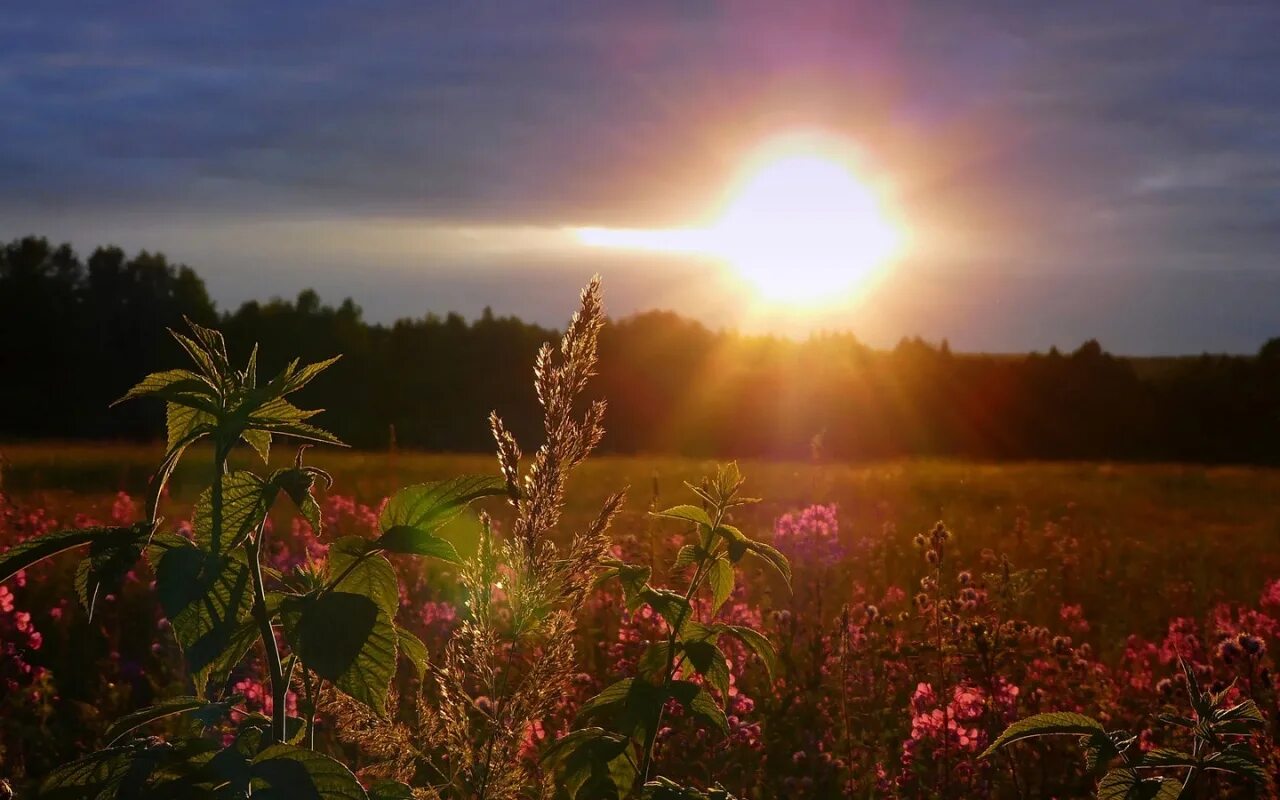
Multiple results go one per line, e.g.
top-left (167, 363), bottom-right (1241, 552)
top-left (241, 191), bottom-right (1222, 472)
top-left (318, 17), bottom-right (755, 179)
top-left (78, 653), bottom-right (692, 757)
top-left (4, 235), bottom-right (1280, 462)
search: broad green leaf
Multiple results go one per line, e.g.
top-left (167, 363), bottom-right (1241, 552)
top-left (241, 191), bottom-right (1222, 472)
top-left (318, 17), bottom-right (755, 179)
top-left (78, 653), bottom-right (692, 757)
top-left (668, 680), bottom-right (729, 734)
top-left (192, 471), bottom-right (273, 551)
top-left (672, 544), bottom-right (704, 571)
top-left (328, 537), bottom-right (400, 617)
top-left (653, 505), bottom-right (714, 530)
top-left (166, 401), bottom-right (216, 453)
top-left (155, 545), bottom-right (255, 682)
top-left (243, 429), bottom-right (272, 463)
top-left (542, 727), bottom-right (635, 800)
top-left (744, 539), bottom-right (791, 588)
top-left (681, 640), bottom-right (730, 699)
top-left (368, 780), bottom-right (414, 800)
top-left (1138, 748), bottom-right (1197, 770)
top-left (104, 696), bottom-right (236, 745)
top-left (639, 587), bottom-right (692, 631)
top-left (637, 641), bottom-right (672, 681)
top-left (716, 624), bottom-right (778, 680)
top-left (980, 712), bottom-right (1105, 758)
top-left (113, 369), bottom-right (215, 406)
top-left (0, 526), bottom-right (131, 585)
top-left (611, 563), bottom-right (652, 610)
top-left (705, 557), bottom-right (733, 614)
top-left (75, 524), bottom-right (151, 620)
top-left (1097, 769), bottom-right (1180, 800)
top-left (1202, 748), bottom-right (1267, 784)
top-left (375, 526), bottom-right (462, 563)
top-left (395, 625), bottom-right (429, 678)
top-left (250, 743), bottom-right (368, 800)
top-left (39, 745), bottom-right (141, 800)
top-left (379, 476), bottom-right (506, 534)
top-left (283, 591), bottom-right (396, 715)
top-left (577, 678), bottom-right (636, 720)
top-left (272, 467), bottom-right (325, 534)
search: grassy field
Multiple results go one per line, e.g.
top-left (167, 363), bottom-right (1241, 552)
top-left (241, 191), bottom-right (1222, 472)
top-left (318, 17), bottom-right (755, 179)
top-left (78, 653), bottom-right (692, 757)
top-left (5, 441), bottom-right (1280, 648)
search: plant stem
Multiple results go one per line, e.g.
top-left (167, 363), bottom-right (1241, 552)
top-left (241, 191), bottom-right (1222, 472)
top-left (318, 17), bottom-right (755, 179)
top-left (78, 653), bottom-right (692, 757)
top-left (247, 528), bottom-right (289, 743)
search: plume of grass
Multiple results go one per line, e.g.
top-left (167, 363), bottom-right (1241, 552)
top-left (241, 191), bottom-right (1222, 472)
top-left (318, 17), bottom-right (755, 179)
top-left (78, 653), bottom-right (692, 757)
top-left (328, 277), bottom-right (624, 799)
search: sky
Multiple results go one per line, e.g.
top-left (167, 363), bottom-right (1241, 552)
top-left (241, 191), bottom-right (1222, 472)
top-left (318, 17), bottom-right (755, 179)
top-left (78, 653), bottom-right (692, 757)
top-left (2, 1), bottom-right (1279, 354)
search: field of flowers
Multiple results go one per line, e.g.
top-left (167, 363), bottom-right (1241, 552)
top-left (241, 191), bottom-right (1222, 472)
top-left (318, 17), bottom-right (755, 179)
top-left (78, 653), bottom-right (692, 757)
top-left (4, 445), bottom-right (1280, 797)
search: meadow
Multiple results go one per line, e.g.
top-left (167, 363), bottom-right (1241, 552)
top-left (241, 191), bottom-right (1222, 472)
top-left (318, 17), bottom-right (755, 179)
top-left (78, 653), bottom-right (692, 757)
top-left (5, 437), bottom-right (1280, 797)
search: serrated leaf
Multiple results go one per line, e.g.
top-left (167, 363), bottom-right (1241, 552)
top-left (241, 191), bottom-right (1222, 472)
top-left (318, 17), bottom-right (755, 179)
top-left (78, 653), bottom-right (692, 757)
top-left (744, 539), bottom-right (791, 588)
top-left (639, 587), bottom-right (692, 631)
top-left (375, 526), bottom-right (462, 563)
top-left (613, 563), bottom-right (652, 610)
top-left (1097, 769), bottom-right (1180, 800)
top-left (637, 641), bottom-right (672, 681)
top-left (705, 558), bottom-right (733, 614)
top-left (395, 625), bottom-right (429, 678)
top-left (653, 505), bottom-right (714, 530)
top-left (1202, 749), bottom-right (1267, 784)
top-left (75, 523), bottom-right (151, 620)
top-left (166, 401), bottom-right (216, 453)
top-left (368, 780), bottom-right (414, 800)
top-left (328, 537), bottom-right (399, 617)
top-left (271, 467), bottom-right (324, 535)
top-left (282, 591), bottom-right (396, 715)
top-left (681, 640), bottom-right (730, 699)
top-left (155, 544), bottom-right (255, 683)
top-left (672, 544), bottom-right (704, 571)
top-left (39, 745), bottom-right (141, 800)
top-left (981, 712), bottom-right (1105, 758)
top-left (380, 476), bottom-right (506, 534)
top-left (114, 368), bottom-right (215, 406)
top-left (669, 680), bottom-right (729, 735)
top-left (192, 471), bottom-right (274, 551)
top-left (104, 696), bottom-right (233, 745)
top-left (542, 727), bottom-right (635, 800)
top-left (715, 624), bottom-right (778, 680)
top-left (250, 743), bottom-right (369, 800)
top-left (243, 429), bottom-right (272, 463)
top-left (0, 525), bottom-right (130, 585)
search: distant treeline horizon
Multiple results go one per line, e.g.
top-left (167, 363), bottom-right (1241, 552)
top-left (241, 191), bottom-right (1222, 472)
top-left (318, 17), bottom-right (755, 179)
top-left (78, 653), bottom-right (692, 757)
top-left (5, 235), bottom-right (1280, 463)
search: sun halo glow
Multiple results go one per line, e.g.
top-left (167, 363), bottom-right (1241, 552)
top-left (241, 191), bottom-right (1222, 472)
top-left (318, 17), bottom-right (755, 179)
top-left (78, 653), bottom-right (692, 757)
top-left (575, 143), bottom-right (905, 307)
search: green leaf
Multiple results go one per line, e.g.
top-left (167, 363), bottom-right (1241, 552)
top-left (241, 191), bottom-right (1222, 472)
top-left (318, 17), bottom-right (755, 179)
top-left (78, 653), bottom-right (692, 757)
top-left (681, 640), bottom-right (730, 699)
top-left (104, 696), bottom-right (235, 745)
top-left (379, 476), bottom-right (506, 534)
top-left (1096, 769), bottom-right (1181, 800)
top-left (0, 526), bottom-right (131, 585)
top-left (653, 504), bottom-right (714, 530)
top-left (672, 544), bottom-right (704, 571)
top-left (75, 524), bottom-right (152, 620)
top-left (705, 558), bottom-right (733, 614)
top-left (743, 539), bottom-right (791, 588)
top-left (639, 587), bottom-right (692, 631)
top-left (250, 743), bottom-right (369, 800)
top-left (368, 780), bottom-right (415, 800)
top-left (610, 562), bottom-right (652, 611)
top-left (192, 471), bottom-right (274, 551)
top-left (542, 727), bottom-right (635, 800)
top-left (715, 624), bottom-right (778, 680)
top-left (395, 625), bottom-right (429, 678)
top-left (272, 467), bottom-right (324, 534)
top-left (328, 537), bottom-right (400, 617)
top-left (376, 526), bottom-right (462, 563)
top-left (166, 401), bottom-right (216, 453)
top-left (155, 544), bottom-right (255, 684)
top-left (39, 745), bottom-right (139, 799)
top-left (668, 680), bottom-right (729, 735)
top-left (1202, 748), bottom-right (1267, 784)
top-left (980, 712), bottom-right (1105, 758)
top-left (283, 591), bottom-right (396, 715)
top-left (636, 641), bottom-right (672, 681)
top-left (243, 429), bottom-right (272, 463)
top-left (114, 368), bottom-right (215, 406)
top-left (577, 678), bottom-right (636, 720)
top-left (1138, 748), bottom-right (1198, 770)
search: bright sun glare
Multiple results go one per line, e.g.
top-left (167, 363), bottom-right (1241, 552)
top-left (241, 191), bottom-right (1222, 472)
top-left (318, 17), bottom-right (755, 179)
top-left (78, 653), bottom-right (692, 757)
top-left (576, 138), bottom-right (905, 307)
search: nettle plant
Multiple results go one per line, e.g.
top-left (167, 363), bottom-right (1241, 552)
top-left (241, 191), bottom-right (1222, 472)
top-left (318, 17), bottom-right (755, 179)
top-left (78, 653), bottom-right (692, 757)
top-left (543, 464), bottom-right (790, 800)
top-left (0, 317), bottom-right (511, 798)
top-left (984, 659), bottom-right (1268, 799)
top-left (0, 280), bottom-right (785, 800)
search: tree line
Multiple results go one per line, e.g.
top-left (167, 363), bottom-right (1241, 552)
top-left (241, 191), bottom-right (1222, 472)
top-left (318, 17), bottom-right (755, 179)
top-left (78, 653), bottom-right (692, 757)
top-left (4, 235), bottom-right (1280, 462)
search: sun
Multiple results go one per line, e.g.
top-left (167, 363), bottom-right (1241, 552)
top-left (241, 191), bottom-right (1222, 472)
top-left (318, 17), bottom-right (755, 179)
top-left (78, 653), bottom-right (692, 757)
top-left (575, 136), bottom-right (906, 307)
